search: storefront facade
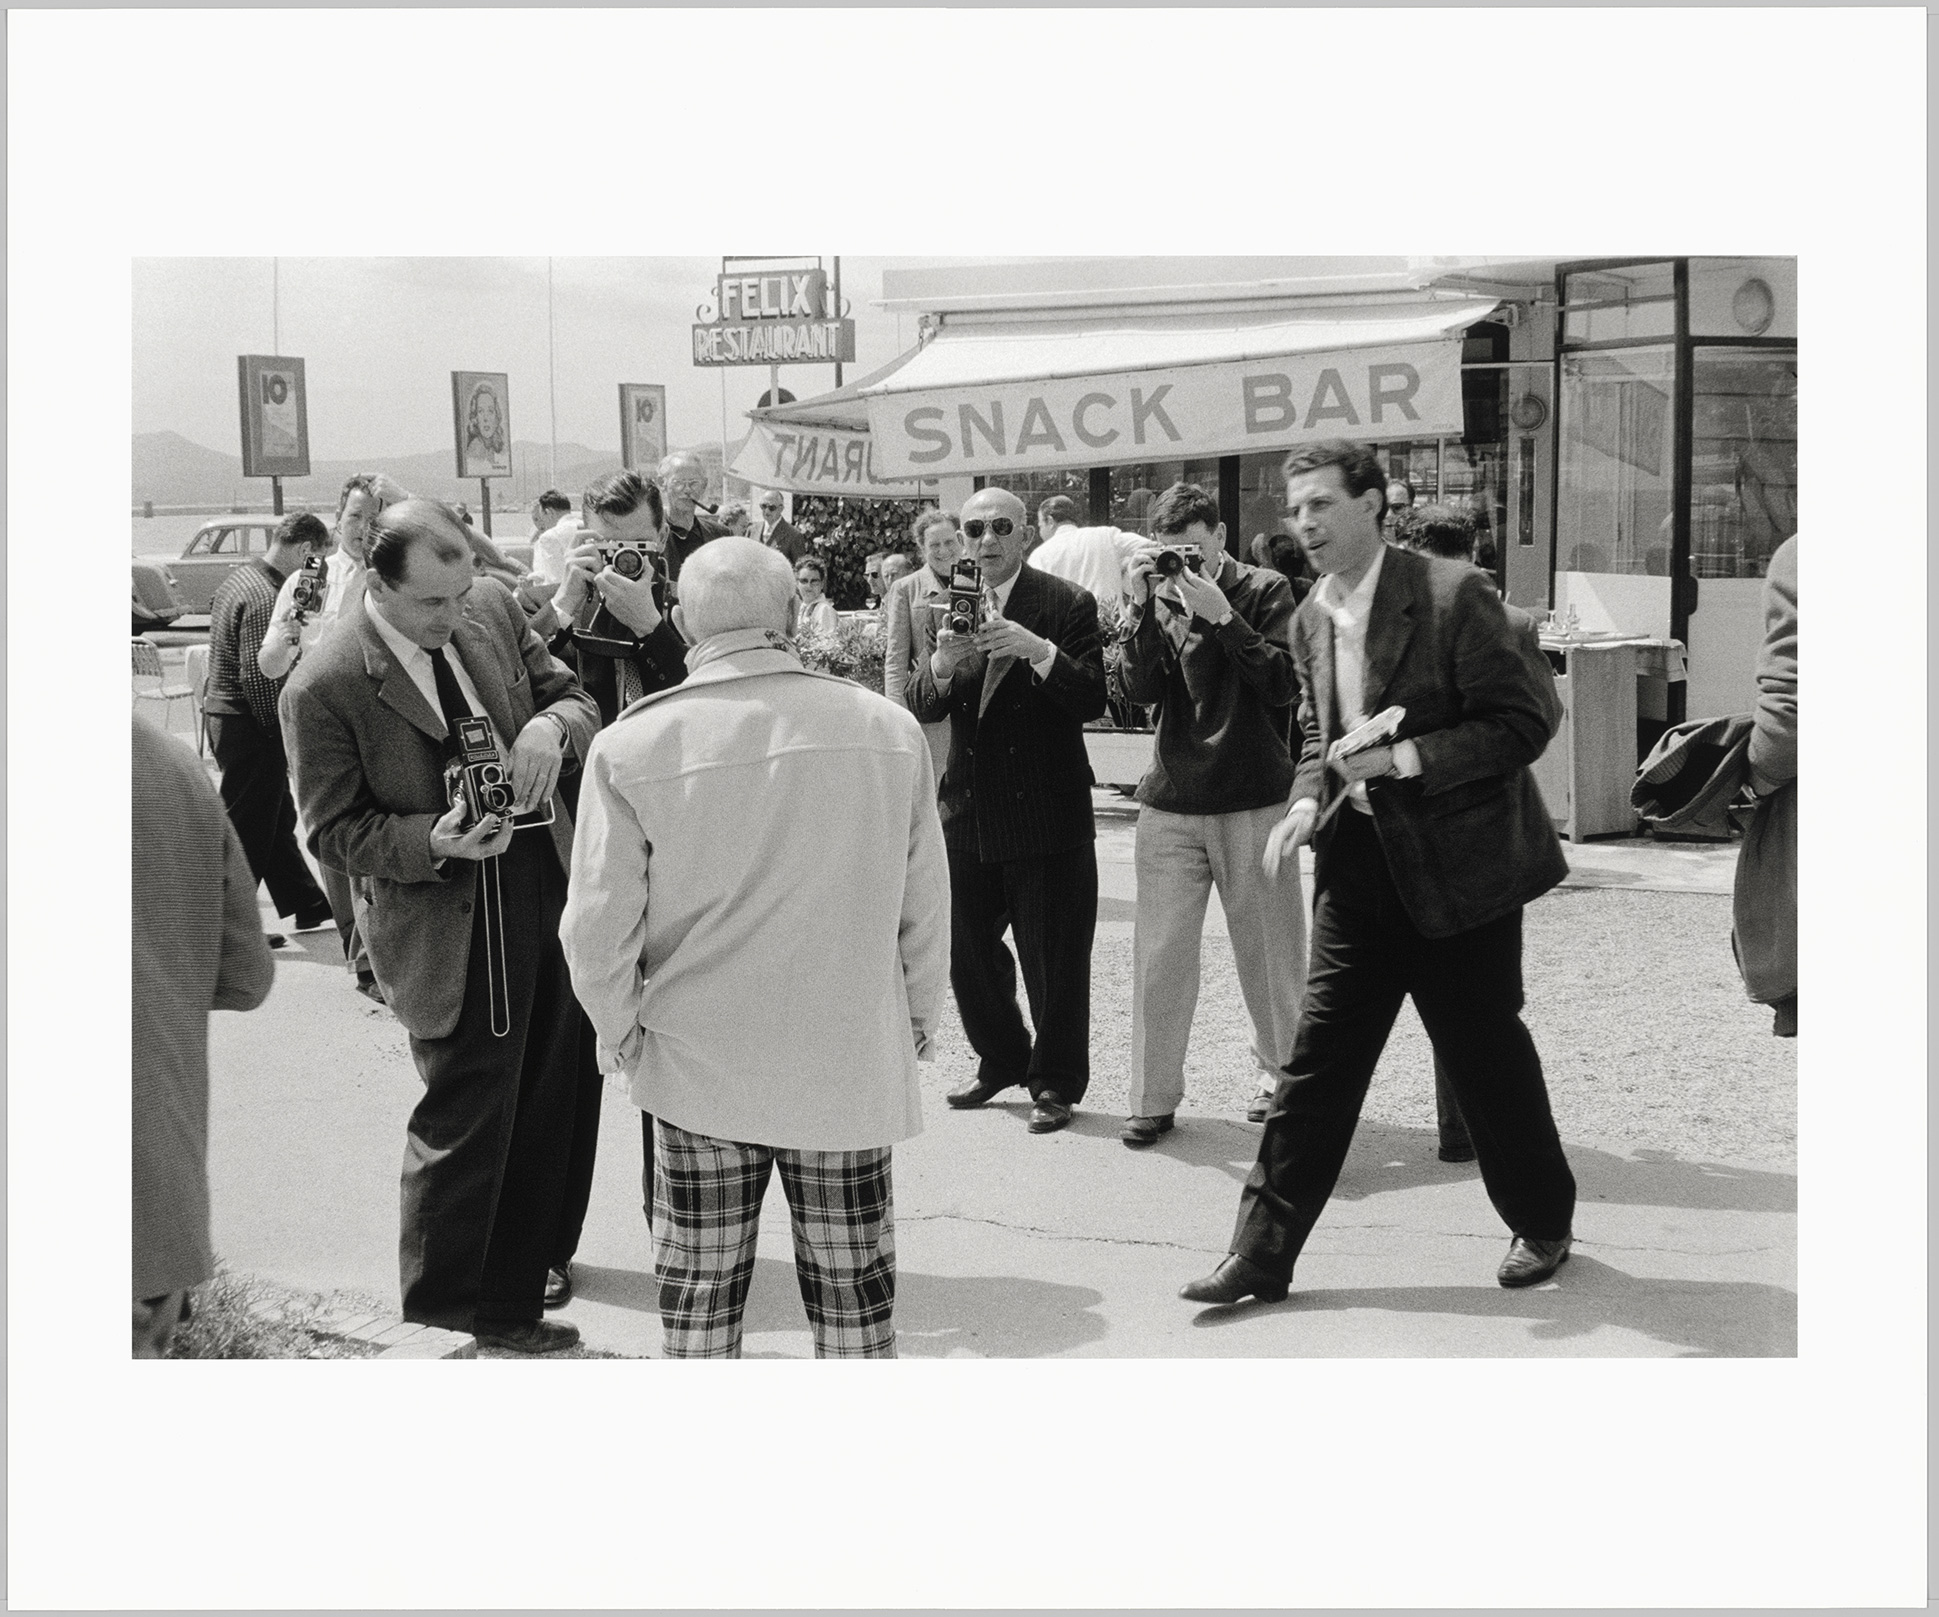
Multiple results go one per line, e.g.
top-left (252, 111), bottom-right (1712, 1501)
top-left (862, 255), bottom-right (1794, 723)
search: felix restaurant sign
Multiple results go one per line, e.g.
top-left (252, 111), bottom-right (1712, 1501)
top-left (863, 340), bottom-right (1465, 477)
top-left (693, 266), bottom-right (857, 367)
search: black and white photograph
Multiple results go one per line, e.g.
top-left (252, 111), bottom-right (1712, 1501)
top-left (11, 6), bottom-right (1925, 1613)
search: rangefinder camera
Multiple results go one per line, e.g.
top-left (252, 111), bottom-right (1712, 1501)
top-left (571, 542), bottom-right (670, 636)
top-left (289, 553), bottom-right (327, 619)
top-left (1151, 543), bottom-right (1203, 579)
top-left (444, 715), bottom-right (517, 830)
top-left (943, 558), bottom-right (983, 636)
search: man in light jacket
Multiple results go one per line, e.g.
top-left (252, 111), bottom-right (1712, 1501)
top-left (562, 537), bottom-right (950, 1358)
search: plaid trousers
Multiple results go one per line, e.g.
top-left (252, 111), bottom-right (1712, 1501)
top-left (651, 1119), bottom-right (897, 1359)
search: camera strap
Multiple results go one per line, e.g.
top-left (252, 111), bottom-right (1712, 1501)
top-left (480, 853), bottom-right (511, 1039)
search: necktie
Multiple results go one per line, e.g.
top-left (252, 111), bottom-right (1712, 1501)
top-left (427, 646), bottom-right (473, 753)
top-left (615, 654), bottom-right (644, 709)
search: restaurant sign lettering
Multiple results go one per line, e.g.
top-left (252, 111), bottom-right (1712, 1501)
top-left (731, 418), bottom-right (932, 498)
top-left (694, 265), bottom-right (857, 367)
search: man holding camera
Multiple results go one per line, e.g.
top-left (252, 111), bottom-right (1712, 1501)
top-left (1115, 483), bottom-right (1306, 1147)
top-left (1179, 441), bottom-right (1575, 1308)
top-left (204, 510), bottom-right (337, 943)
top-left (555, 470), bottom-right (690, 726)
top-left (282, 500), bottom-right (600, 1353)
top-left (905, 486), bottom-right (1108, 1134)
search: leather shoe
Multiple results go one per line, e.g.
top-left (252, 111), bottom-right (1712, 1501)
top-left (1026, 1091), bottom-right (1073, 1133)
top-left (542, 1265), bottom-right (573, 1310)
top-left (1179, 1254), bottom-right (1289, 1305)
top-left (474, 1317), bottom-right (580, 1354)
top-left (946, 1076), bottom-right (1011, 1109)
top-left (1120, 1113), bottom-right (1174, 1147)
top-left (292, 901), bottom-right (335, 932)
top-left (355, 975), bottom-right (387, 1006)
top-left (1497, 1233), bottom-right (1572, 1288)
top-left (1246, 1085), bottom-right (1275, 1124)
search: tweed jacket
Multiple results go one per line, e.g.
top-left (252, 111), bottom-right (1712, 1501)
top-left (904, 562), bottom-right (1108, 862)
top-left (1733, 535), bottom-right (1797, 1005)
top-left (132, 715), bottom-right (275, 1299)
top-left (280, 576), bottom-right (599, 1039)
top-left (1292, 545), bottom-right (1566, 938)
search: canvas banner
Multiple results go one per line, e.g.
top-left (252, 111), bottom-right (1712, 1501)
top-left (863, 339), bottom-right (1466, 479)
top-left (733, 417), bottom-right (933, 498)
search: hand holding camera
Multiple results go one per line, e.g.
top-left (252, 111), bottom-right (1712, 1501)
top-left (289, 553), bottom-right (328, 621)
top-left (430, 796), bottom-right (516, 863)
top-left (562, 537), bottom-right (666, 638)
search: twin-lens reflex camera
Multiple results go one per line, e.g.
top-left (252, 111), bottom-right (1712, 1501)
top-left (288, 553), bottom-right (328, 619)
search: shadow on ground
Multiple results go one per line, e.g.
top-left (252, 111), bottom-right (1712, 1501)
top-left (1137, 1117), bottom-right (1794, 1214)
top-left (572, 1256), bottom-right (1107, 1358)
top-left (1184, 1253), bottom-right (1795, 1358)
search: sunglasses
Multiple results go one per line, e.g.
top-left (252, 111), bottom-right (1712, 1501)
top-left (961, 517), bottom-right (1017, 540)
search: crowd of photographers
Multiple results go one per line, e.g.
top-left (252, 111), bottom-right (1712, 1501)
top-left (140, 439), bottom-right (1594, 1357)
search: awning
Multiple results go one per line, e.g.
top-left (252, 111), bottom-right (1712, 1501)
top-left (734, 345), bottom-right (939, 496)
top-left (860, 296), bottom-right (1498, 479)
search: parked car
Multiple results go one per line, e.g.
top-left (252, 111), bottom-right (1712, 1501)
top-left (132, 558), bottom-right (189, 632)
top-left (137, 518), bottom-right (281, 614)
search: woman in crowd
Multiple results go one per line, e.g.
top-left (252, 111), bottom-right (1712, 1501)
top-left (885, 508), bottom-right (961, 776)
top-left (793, 555), bottom-right (840, 639)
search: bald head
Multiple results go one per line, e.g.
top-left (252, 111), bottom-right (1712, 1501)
top-left (674, 535), bottom-right (797, 644)
top-left (960, 486), bottom-right (1030, 586)
top-left (364, 498), bottom-right (473, 587)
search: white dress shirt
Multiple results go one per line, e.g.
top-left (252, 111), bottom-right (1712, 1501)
top-left (1030, 523), bottom-right (1141, 614)
top-left (362, 593), bottom-right (513, 760)
top-left (1297, 544), bottom-right (1420, 816)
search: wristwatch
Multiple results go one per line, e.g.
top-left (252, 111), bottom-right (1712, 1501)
top-left (536, 709), bottom-right (572, 749)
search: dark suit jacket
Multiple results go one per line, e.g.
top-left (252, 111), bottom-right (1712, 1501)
top-left (280, 577), bottom-right (600, 1039)
top-left (1734, 535), bottom-right (1796, 1005)
top-left (905, 563), bottom-right (1107, 862)
top-left (756, 518), bottom-right (811, 567)
top-left (1293, 546), bottom-right (1566, 938)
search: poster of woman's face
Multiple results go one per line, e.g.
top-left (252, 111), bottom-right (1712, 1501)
top-left (451, 370), bottom-right (511, 478)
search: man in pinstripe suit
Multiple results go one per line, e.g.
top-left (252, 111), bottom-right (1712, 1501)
top-left (905, 487), bottom-right (1109, 1134)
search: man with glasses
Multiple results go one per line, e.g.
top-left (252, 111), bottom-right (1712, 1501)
top-left (905, 487), bottom-right (1108, 1135)
top-left (655, 450), bottom-right (728, 582)
top-left (752, 490), bottom-right (810, 566)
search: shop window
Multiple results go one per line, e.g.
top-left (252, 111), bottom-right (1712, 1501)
top-left (973, 468), bottom-right (1094, 532)
top-left (1691, 347), bottom-right (1796, 579)
top-left (1562, 262), bottom-right (1676, 343)
top-left (1556, 346), bottom-right (1677, 575)
top-left (1687, 259), bottom-right (1797, 341)
top-left (1109, 459), bottom-right (1221, 536)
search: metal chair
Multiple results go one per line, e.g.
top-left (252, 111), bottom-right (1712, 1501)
top-left (182, 642), bottom-right (211, 757)
top-left (132, 637), bottom-right (195, 739)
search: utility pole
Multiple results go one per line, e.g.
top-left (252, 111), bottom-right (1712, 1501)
top-left (547, 257), bottom-right (559, 490)
top-left (832, 255), bottom-right (843, 388)
top-left (271, 258), bottom-right (282, 515)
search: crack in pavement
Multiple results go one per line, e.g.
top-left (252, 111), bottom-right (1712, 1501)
top-left (897, 1210), bottom-right (1220, 1255)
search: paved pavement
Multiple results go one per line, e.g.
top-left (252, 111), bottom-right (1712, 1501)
top-left (200, 770), bottom-right (1789, 1359)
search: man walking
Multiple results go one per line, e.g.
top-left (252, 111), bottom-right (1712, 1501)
top-left (562, 538), bottom-right (949, 1358)
top-left (1181, 441), bottom-right (1576, 1305)
top-left (282, 500), bottom-right (600, 1353)
top-left (1115, 483), bottom-right (1306, 1145)
top-left (203, 511), bottom-right (336, 942)
top-left (905, 486), bottom-right (1108, 1134)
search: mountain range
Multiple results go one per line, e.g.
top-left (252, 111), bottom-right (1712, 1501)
top-left (132, 430), bottom-right (746, 511)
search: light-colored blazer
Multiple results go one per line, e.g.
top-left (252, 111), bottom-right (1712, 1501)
top-left (561, 638), bottom-right (950, 1152)
top-left (280, 577), bottom-right (599, 1039)
top-left (884, 564), bottom-right (951, 704)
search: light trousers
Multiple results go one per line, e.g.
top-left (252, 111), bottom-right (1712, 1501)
top-left (1129, 801), bottom-right (1309, 1119)
top-left (651, 1119), bottom-right (897, 1360)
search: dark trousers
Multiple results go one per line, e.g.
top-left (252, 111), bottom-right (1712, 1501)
top-left (207, 710), bottom-right (327, 922)
top-left (316, 860), bottom-right (369, 978)
top-left (1232, 808), bottom-right (1575, 1277)
top-left (547, 1014), bottom-right (606, 1270)
top-left (400, 835), bottom-right (583, 1330)
top-left (946, 840), bottom-right (1098, 1104)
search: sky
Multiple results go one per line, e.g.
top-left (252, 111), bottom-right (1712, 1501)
top-left (132, 255), bottom-right (965, 460)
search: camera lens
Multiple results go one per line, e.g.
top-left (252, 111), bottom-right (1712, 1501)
top-left (1154, 550), bottom-right (1184, 577)
top-left (612, 547), bottom-right (646, 580)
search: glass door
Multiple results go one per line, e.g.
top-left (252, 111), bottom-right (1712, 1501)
top-left (1553, 343), bottom-right (1678, 636)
